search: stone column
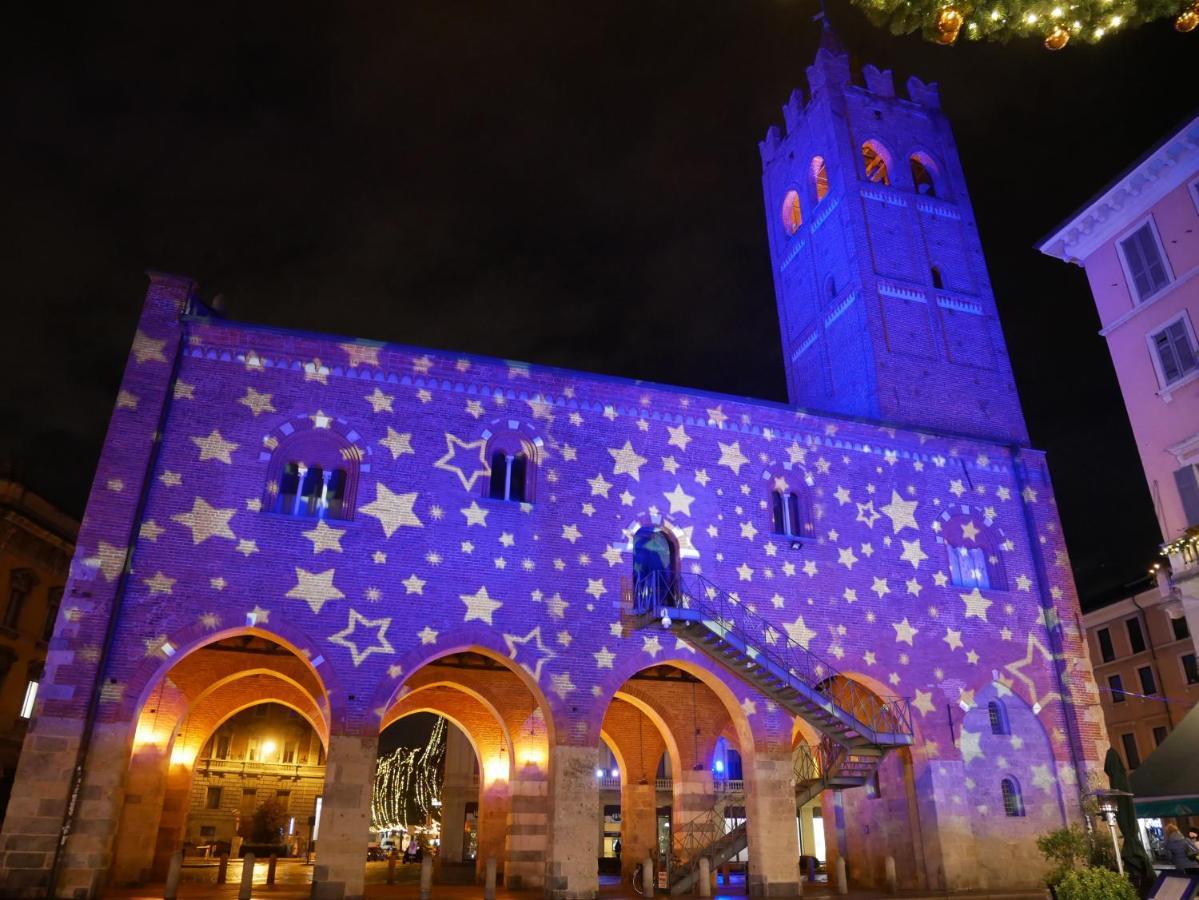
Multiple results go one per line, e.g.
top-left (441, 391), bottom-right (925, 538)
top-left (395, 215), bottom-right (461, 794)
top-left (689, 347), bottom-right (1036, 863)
top-left (477, 777), bottom-right (509, 882)
top-left (110, 742), bottom-right (172, 884)
top-left (673, 768), bottom-right (716, 869)
top-left (150, 761), bottom-right (196, 879)
top-left (908, 756), bottom-right (980, 892)
top-left (311, 733), bottom-right (376, 900)
top-left (620, 779), bottom-right (656, 885)
top-left (744, 750), bottom-right (801, 897)
top-left (506, 775), bottom-right (546, 889)
top-left (544, 745), bottom-right (598, 900)
top-left (439, 727), bottom-right (474, 863)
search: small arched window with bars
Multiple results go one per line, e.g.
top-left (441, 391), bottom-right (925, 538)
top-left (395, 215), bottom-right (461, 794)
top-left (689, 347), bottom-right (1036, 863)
top-left (1001, 778), bottom-right (1024, 817)
top-left (988, 700), bottom-right (1010, 736)
top-left (265, 426), bottom-right (361, 521)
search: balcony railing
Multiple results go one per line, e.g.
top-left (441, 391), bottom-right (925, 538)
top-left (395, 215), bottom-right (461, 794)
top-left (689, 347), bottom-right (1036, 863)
top-left (626, 571), bottom-right (914, 741)
top-left (197, 757), bottom-right (326, 779)
top-left (1164, 529), bottom-right (1199, 583)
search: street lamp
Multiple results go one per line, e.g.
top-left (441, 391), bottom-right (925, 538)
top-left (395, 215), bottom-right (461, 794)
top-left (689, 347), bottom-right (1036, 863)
top-left (1088, 788), bottom-right (1133, 876)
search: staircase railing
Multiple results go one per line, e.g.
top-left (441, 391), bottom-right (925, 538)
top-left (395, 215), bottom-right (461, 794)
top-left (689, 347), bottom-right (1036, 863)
top-left (672, 789), bottom-right (746, 878)
top-left (628, 571), bottom-right (914, 739)
top-left (793, 737), bottom-right (844, 785)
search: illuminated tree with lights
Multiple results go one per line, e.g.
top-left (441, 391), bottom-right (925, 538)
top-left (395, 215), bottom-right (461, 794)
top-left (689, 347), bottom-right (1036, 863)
top-left (371, 717), bottom-right (447, 833)
top-left (848, 0), bottom-right (1198, 49)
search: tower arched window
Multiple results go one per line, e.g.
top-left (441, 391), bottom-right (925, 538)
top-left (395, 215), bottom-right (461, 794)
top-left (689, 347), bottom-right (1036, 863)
top-left (910, 154), bottom-right (938, 197)
top-left (266, 428), bottom-right (360, 521)
top-left (811, 156), bottom-right (830, 202)
top-left (930, 266), bottom-right (944, 290)
top-left (826, 275), bottom-right (837, 299)
top-left (862, 141), bottom-right (892, 185)
top-left (483, 434), bottom-right (538, 504)
top-left (987, 700), bottom-right (1010, 736)
top-left (781, 189), bottom-right (803, 235)
top-left (1001, 778), bottom-right (1024, 817)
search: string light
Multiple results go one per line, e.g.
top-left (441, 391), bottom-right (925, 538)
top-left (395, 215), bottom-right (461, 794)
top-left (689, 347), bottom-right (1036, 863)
top-left (371, 717), bottom-right (446, 832)
top-left (851, 0), bottom-right (1196, 47)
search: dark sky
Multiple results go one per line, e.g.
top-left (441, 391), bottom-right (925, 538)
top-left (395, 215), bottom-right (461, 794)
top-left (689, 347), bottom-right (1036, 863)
top-left (3, 3), bottom-right (1188, 608)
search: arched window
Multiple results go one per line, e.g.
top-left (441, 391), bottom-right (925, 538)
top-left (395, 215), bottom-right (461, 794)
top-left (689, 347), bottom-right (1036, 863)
top-left (930, 266), bottom-right (944, 290)
top-left (483, 433), bottom-right (538, 504)
top-left (4, 569), bottom-right (38, 630)
top-left (266, 428), bottom-right (360, 521)
top-left (781, 189), bottom-right (803, 235)
top-left (988, 700), bottom-right (1010, 735)
top-left (488, 450), bottom-right (529, 502)
top-left (631, 526), bottom-right (678, 611)
top-left (862, 141), bottom-right (891, 185)
top-left (811, 156), bottom-right (830, 202)
top-left (1001, 778), bottom-right (1024, 817)
top-left (826, 275), bottom-right (837, 299)
top-left (942, 512), bottom-right (1006, 591)
top-left (910, 154), bottom-right (938, 196)
top-left (947, 544), bottom-right (990, 590)
top-left (772, 489), bottom-right (807, 538)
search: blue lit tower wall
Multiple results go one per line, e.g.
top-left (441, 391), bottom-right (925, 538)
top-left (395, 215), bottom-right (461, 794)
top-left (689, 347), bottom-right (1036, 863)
top-left (760, 34), bottom-right (1029, 446)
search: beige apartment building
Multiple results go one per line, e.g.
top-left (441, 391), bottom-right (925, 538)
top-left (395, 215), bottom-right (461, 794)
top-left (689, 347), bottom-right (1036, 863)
top-left (0, 477), bottom-right (77, 825)
top-left (184, 702), bottom-right (326, 855)
top-left (1082, 585), bottom-right (1199, 772)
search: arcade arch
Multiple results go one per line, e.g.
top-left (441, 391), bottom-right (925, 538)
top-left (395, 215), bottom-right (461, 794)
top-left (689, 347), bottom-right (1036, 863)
top-left (376, 648), bottom-right (554, 889)
top-left (109, 632), bottom-right (331, 886)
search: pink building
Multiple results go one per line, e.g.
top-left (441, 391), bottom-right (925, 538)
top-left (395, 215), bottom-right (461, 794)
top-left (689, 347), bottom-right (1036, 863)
top-left (1039, 114), bottom-right (1199, 639)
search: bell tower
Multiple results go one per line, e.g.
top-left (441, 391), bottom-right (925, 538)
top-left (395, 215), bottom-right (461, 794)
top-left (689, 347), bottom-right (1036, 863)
top-left (760, 29), bottom-right (1028, 444)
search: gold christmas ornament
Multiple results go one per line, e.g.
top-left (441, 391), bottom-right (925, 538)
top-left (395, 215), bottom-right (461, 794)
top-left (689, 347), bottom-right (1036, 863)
top-left (1044, 24), bottom-right (1071, 48)
top-left (936, 5), bottom-right (965, 43)
top-left (1176, 1), bottom-right (1199, 31)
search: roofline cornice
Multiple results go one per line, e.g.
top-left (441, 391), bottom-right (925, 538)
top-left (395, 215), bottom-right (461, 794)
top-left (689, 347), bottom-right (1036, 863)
top-left (1037, 115), bottom-right (1199, 265)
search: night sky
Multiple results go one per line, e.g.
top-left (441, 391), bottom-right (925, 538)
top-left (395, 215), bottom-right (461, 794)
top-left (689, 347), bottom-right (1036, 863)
top-left (3, 3), bottom-right (1188, 609)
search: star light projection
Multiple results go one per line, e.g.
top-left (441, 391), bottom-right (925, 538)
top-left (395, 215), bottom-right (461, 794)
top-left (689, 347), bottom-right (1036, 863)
top-left (95, 313), bottom-right (1095, 820)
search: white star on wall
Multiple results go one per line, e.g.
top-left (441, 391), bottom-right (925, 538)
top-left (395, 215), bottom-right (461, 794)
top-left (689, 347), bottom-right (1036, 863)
top-left (286, 567), bottom-right (345, 614)
top-left (330, 609), bottom-right (393, 666)
top-left (461, 585), bottom-right (502, 625)
top-left (360, 484), bottom-right (423, 537)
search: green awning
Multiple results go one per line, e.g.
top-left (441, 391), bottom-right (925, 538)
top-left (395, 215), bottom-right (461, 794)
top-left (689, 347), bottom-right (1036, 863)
top-left (1131, 703), bottom-right (1199, 818)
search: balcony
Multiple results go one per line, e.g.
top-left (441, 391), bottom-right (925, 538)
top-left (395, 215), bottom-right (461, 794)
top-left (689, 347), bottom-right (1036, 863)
top-left (196, 757), bottom-right (326, 779)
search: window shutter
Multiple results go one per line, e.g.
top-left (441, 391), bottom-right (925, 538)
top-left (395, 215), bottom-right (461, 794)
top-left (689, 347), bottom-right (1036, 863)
top-left (1174, 465), bottom-right (1199, 528)
top-left (1168, 321), bottom-right (1197, 376)
top-left (1122, 223), bottom-right (1169, 300)
top-left (1155, 328), bottom-right (1183, 383)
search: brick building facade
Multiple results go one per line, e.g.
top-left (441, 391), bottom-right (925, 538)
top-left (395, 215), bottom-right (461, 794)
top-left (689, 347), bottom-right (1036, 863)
top-left (0, 36), bottom-right (1108, 900)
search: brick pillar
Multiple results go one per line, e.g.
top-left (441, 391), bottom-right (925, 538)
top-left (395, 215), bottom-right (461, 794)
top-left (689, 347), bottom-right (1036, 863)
top-left (0, 273), bottom-right (194, 899)
top-left (506, 775), bottom-right (546, 888)
top-left (477, 777), bottom-right (509, 882)
top-left (544, 745), bottom-right (598, 900)
top-left (110, 742), bottom-right (171, 884)
top-left (673, 768), bottom-right (716, 866)
top-left (744, 750), bottom-right (800, 897)
top-left (311, 733), bottom-right (375, 900)
top-left (619, 779), bottom-right (656, 885)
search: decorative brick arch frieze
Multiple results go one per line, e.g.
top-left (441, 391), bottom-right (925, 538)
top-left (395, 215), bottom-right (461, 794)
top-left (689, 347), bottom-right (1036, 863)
top-left (258, 412), bottom-right (372, 519)
top-left (122, 622), bottom-right (344, 734)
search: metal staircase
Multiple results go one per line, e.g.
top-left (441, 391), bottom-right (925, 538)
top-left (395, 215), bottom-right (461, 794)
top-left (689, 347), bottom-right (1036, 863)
top-left (793, 738), bottom-right (882, 807)
top-left (669, 790), bottom-right (748, 895)
top-left (627, 572), bottom-right (912, 891)
top-left (627, 572), bottom-right (915, 748)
